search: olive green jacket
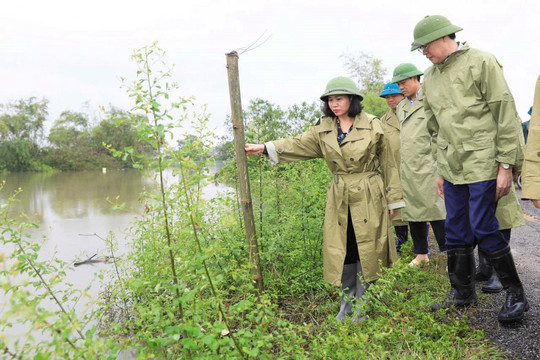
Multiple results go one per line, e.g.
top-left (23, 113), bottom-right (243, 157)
top-left (522, 75), bottom-right (540, 201)
top-left (380, 109), bottom-right (407, 226)
top-left (397, 92), bottom-right (446, 221)
top-left (264, 112), bottom-right (404, 285)
top-left (424, 43), bottom-right (524, 184)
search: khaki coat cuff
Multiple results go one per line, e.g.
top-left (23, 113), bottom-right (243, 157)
top-left (388, 201), bottom-right (405, 210)
top-left (264, 142), bottom-right (279, 165)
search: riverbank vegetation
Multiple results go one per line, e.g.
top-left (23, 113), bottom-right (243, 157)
top-left (1, 43), bottom-right (505, 358)
top-left (0, 98), bottom-right (154, 172)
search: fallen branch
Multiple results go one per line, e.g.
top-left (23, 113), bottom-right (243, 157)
top-left (73, 254), bottom-right (111, 267)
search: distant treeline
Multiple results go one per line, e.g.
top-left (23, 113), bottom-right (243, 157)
top-left (1, 50), bottom-right (390, 173)
top-left (0, 97), bottom-right (155, 172)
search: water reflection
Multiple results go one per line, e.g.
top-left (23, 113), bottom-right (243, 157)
top-left (1, 170), bottom-right (151, 221)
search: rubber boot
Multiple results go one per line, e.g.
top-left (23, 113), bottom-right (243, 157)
top-left (431, 247), bottom-right (477, 311)
top-left (475, 248), bottom-right (492, 281)
top-left (483, 246), bottom-right (529, 323)
top-left (336, 261), bottom-right (367, 322)
top-left (481, 273), bottom-right (503, 293)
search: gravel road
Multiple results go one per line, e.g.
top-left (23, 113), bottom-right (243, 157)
top-left (468, 189), bottom-right (540, 360)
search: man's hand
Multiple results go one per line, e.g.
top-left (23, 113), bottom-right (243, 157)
top-left (533, 199), bottom-right (540, 209)
top-left (389, 209), bottom-right (395, 220)
top-left (435, 176), bottom-right (444, 200)
top-left (496, 164), bottom-right (513, 200)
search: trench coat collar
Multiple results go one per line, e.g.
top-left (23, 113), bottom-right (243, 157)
top-left (385, 110), bottom-right (400, 131)
top-left (318, 113), bottom-right (372, 154)
top-left (400, 91), bottom-right (424, 124)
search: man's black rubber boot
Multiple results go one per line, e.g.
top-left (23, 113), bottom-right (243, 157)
top-left (481, 273), bottom-right (503, 293)
top-left (431, 247), bottom-right (477, 311)
top-left (483, 246), bottom-right (529, 323)
top-left (475, 248), bottom-right (492, 281)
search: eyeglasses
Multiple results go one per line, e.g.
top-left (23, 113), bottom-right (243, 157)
top-left (414, 40), bottom-right (434, 54)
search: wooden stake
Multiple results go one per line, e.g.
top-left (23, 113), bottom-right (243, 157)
top-left (225, 51), bottom-right (264, 293)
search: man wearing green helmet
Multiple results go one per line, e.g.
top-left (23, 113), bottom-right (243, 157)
top-left (245, 76), bottom-right (404, 322)
top-left (412, 15), bottom-right (528, 324)
top-left (390, 63), bottom-right (447, 267)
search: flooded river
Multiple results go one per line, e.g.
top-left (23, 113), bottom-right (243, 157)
top-left (0, 167), bottom-right (230, 355)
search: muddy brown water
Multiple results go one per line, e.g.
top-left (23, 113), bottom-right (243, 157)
top-left (0, 168), bottom-right (229, 357)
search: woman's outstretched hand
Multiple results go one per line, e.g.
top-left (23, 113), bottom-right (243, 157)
top-left (245, 143), bottom-right (265, 155)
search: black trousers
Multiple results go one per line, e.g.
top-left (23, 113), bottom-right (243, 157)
top-left (344, 208), bottom-right (360, 264)
top-left (409, 220), bottom-right (447, 254)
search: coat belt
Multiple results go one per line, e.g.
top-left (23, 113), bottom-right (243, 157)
top-left (332, 171), bottom-right (379, 209)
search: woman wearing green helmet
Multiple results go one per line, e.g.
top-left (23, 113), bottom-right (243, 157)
top-left (245, 76), bottom-right (404, 322)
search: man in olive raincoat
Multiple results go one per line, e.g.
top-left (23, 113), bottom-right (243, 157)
top-left (391, 63), bottom-right (447, 267)
top-left (379, 82), bottom-right (408, 252)
top-left (412, 15), bottom-right (528, 323)
top-left (522, 76), bottom-right (540, 208)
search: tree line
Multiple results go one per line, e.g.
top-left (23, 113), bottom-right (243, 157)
top-left (0, 52), bottom-right (388, 173)
top-left (0, 97), bottom-right (154, 172)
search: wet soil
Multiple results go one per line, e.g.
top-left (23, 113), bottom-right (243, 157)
top-left (468, 190), bottom-right (540, 360)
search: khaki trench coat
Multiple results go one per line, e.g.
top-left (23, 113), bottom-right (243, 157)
top-left (264, 112), bottom-right (404, 285)
top-left (397, 92), bottom-right (446, 221)
top-left (424, 43), bottom-right (523, 184)
top-left (522, 75), bottom-right (540, 201)
top-left (380, 109), bottom-right (407, 227)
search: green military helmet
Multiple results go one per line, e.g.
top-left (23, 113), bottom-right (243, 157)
top-left (320, 76), bottom-right (363, 101)
top-left (391, 63), bottom-right (424, 83)
top-left (411, 15), bottom-right (463, 51)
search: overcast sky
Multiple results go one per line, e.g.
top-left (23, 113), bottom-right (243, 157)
top-left (1, 0), bottom-right (539, 139)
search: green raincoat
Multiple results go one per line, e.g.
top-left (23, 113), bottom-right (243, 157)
top-left (424, 43), bottom-right (523, 184)
top-left (496, 185), bottom-right (524, 230)
top-left (522, 75), bottom-right (540, 201)
top-left (380, 109), bottom-right (407, 227)
top-left (264, 112), bottom-right (404, 285)
top-left (397, 92), bottom-right (446, 222)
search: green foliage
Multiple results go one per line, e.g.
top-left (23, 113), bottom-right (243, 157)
top-left (362, 92), bottom-right (389, 118)
top-left (48, 110), bottom-right (91, 149)
top-left (0, 98), bottom-right (50, 171)
top-left (1, 42), bottom-right (504, 358)
top-left (341, 52), bottom-right (386, 94)
top-left (0, 98), bottom-right (157, 172)
top-left (340, 51), bottom-right (389, 118)
top-left (0, 97), bottom-right (48, 143)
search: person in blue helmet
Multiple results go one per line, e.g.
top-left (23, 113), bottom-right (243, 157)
top-left (379, 83), bottom-right (408, 253)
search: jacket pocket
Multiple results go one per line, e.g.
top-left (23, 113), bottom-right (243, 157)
top-left (462, 138), bottom-right (492, 151)
top-left (437, 137), bottom-right (448, 150)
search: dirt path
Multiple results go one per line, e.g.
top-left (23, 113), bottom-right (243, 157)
top-left (468, 189), bottom-right (540, 360)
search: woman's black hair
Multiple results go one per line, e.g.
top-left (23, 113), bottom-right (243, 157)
top-left (322, 95), bottom-right (363, 118)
